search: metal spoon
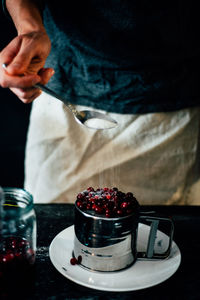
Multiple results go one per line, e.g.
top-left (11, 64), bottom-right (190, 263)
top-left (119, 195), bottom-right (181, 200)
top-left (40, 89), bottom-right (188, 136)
top-left (2, 63), bottom-right (117, 130)
top-left (35, 83), bottom-right (118, 130)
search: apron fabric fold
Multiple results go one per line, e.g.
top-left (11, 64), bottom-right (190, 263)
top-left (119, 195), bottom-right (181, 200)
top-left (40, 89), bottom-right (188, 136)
top-left (24, 93), bottom-right (200, 204)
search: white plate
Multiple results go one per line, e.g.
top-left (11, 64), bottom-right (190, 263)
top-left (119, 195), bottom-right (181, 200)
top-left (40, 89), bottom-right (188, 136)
top-left (49, 224), bottom-right (181, 292)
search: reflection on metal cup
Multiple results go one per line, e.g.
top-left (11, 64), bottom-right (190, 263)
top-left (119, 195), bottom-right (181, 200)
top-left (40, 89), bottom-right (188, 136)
top-left (73, 203), bottom-right (140, 272)
top-left (73, 201), bottom-right (174, 272)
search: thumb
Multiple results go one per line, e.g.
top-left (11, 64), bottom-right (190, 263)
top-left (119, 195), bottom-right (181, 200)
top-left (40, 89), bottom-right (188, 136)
top-left (38, 68), bottom-right (55, 85)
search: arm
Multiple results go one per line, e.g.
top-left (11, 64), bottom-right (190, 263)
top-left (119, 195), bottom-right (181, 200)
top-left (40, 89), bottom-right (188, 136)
top-left (0, 0), bottom-right (54, 103)
top-left (5, 0), bottom-right (44, 34)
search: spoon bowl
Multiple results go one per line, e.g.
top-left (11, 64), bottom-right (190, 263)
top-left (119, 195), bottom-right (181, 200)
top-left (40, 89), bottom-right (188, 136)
top-left (35, 83), bottom-right (118, 130)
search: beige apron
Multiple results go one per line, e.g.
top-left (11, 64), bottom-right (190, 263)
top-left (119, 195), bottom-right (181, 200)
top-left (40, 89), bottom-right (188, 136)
top-left (24, 92), bottom-right (200, 204)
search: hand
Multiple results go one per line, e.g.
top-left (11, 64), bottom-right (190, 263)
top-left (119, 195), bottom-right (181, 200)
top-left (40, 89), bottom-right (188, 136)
top-left (0, 30), bottom-right (54, 103)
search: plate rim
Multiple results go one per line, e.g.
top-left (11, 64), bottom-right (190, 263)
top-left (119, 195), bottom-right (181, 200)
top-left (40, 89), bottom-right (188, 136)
top-left (49, 224), bottom-right (181, 292)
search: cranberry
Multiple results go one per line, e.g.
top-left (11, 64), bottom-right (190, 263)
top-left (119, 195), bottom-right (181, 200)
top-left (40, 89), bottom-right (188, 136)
top-left (76, 200), bottom-right (83, 208)
top-left (112, 205), bottom-right (118, 213)
top-left (95, 206), bottom-right (104, 214)
top-left (14, 250), bottom-right (23, 260)
top-left (107, 201), bottom-right (114, 210)
top-left (92, 204), bottom-right (97, 211)
top-left (126, 192), bottom-right (133, 198)
top-left (83, 190), bottom-right (89, 195)
top-left (88, 192), bottom-right (94, 197)
top-left (70, 257), bottom-right (78, 265)
top-left (70, 255), bottom-right (82, 266)
top-left (0, 236), bottom-right (35, 282)
top-left (18, 239), bottom-right (28, 249)
top-left (105, 208), bottom-right (112, 218)
top-left (86, 203), bottom-right (92, 210)
top-left (126, 208), bottom-right (133, 215)
top-left (89, 197), bottom-right (95, 204)
top-left (77, 193), bottom-right (84, 199)
top-left (121, 201), bottom-right (129, 209)
top-left (2, 253), bottom-right (15, 263)
top-left (5, 236), bottom-right (15, 249)
top-left (24, 248), bottom-right (35, 264)
top-left (103, 203), bottom-right (108, 209)
top-left (105, 213), bottom-right (112, 218)
top-left (26, 248), bottom-right (34, 257)
top-left (116, 210), bottom-right (123, 216)
top-left (87, 187), bottom-right (94, 192)
top-left (113, 187), bottom-right (118, 191)
top-left (113, 195), bottom-right (119, 201)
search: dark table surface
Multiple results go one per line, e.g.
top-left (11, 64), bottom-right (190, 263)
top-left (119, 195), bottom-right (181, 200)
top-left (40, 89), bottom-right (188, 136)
top-left (1, 204), bottom-right (200, 300)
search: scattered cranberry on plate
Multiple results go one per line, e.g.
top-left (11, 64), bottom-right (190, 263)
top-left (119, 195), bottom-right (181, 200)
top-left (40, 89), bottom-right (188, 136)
top-left (70, 255), bottom-right (82, 266)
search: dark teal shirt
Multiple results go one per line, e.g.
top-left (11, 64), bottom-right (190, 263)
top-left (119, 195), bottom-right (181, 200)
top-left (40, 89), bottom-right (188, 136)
top-left (2, 0), bottom-right (200, 113)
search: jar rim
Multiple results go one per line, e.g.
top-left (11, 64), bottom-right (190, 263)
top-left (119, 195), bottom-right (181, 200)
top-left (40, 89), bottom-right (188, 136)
top-left (2, 187), bottom-right (33, 212)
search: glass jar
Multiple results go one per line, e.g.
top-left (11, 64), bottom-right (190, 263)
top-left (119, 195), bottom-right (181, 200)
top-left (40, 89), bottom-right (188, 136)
top-left (0, 187), bottom-right (36, 282)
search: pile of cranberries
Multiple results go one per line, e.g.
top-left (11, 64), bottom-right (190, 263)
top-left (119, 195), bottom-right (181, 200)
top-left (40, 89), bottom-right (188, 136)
top-left (75, 187), bottom-right (139, 218)
top-left (0, 236), bottom-right (35, 279)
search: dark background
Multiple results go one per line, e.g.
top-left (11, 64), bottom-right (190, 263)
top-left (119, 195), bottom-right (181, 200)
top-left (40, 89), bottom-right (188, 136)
top-left (0, 7), bottom-right (31, 188)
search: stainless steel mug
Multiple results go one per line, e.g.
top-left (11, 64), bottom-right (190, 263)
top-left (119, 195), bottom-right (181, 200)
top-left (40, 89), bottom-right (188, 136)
top-left (73, 203), bottom-right (174, 272)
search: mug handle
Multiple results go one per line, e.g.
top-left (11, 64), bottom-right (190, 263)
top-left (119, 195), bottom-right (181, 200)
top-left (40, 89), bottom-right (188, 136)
top-left (137, 215), bottom-right (174, 259)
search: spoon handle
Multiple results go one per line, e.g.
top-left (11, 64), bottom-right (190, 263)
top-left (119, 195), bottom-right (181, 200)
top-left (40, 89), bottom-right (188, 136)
top-left (35, 83), bottom-right (77, 115)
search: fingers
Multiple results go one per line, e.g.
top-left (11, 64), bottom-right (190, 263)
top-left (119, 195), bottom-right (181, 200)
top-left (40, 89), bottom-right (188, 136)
top-left (0, 70), bottom-right (41, 89)
top-left (0, 32), bottom-right (53, 103)
top-left (8, 67), bottom-right (55, 103)
top-left (0, 42), bottom-right (41, 89)
top-left (10, 86), bottom-right (42, 103)
top-left (0, 35), bottom-right (34, 76)
top-left (1, 31), bottom-right (51, 76)
top-left (0, 63), bottom-right (54, 90)
top-left (6, 46), bottom-right (39, 76)
top-left (38, 67), bottom-right (55, 85)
